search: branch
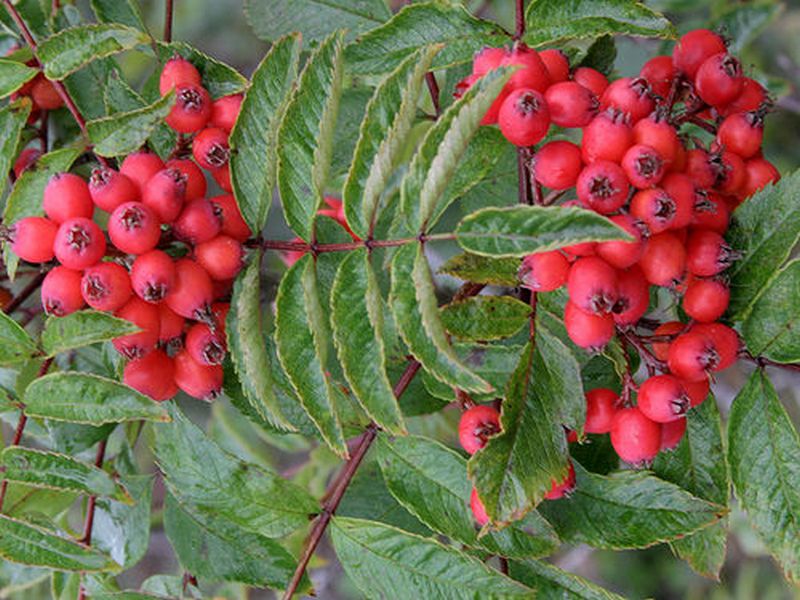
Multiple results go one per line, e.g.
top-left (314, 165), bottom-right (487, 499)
top-left (739, 349), bottom-right (800, 373)
top-left (164, 0), bottom-right (174, 43)
top-left (4, 270), bottom-right (46, 315)
top-left (517, 149), bottom-right (533, 205)
top-left (77, 437), bottom-right (108, 600)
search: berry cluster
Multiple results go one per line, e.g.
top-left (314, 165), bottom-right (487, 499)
top-left (456, 29), bottom-right (778, 523)
top-left (6, 56), bottom-right (251, 403)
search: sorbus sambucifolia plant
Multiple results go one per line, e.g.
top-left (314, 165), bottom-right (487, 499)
top-left (0, 1), bottom-right (798, 598)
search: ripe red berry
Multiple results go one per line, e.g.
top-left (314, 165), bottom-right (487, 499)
top-left (498, 88), bottom-right (550, 147)
top-left (652, 321), bottom-right (684, 361)
top-left (690, 191), bottom-right (728, 234)
top-left (113, 297), bottom-right (160, 358)
top-left (159, 56), bottom-right (202, 95)
top-left (458, 404), bottom-right (501, 454)
top-left (740, 157), bottom-right (780, 199)
top-left (532, 140), bottom-right (583, 190)
top-left (564, 300), bottom-right (615, 350)
top-left (166, 84), bottom-right (212, 133)
top-left (88, 167), bottom-right (139, 213)
top-left (211, 302), bottom-right (230, 332)
top-left (575, 160), bottom-right (629, 214)
top-left (581, 109), bottom-right (633, 163)
top-left (661, 173), bottom-right (696, 230)
top-left (719, 77), bottom-right (767, 117)
top-left (633, 113), bottom-right (681, 165)
top-left (10, 216), bottom-right (57, 263)
top-left (612, 265), bottom-right (650, 326)
top-left (108, 202), bottom-right (162, 255)
top-left (210, 163), bottom-right (232, 192)
top-left (682, 276), bottom-right (730, 322)
top-left (685, 148), bottom-right (716, 189)
top-left (31, 77), bottom-right (63, 110)
top-left (622, 144), bottom-right (665, 189)
top-left (41, 266), bottom-right (84, 316)
top-left (682, 377), bottom-right (710, 407)
top-left (120, 150), bottom-right (165, 195)
top-left (192, 127), bottom-right (230, 170)
top-left (544, 461), bottom-right (576, 500)
top-left (686, 229), bottom-right (736, 277)
top-left (53, 217), bottom-right (106, 270)
top-left (544, 82), bottom-right (598, 128)
top-left (691, 322), bottom-right (739, 371)
top-left (165, 258), bottom-right (213, 320)
top-left (672, 29), bottom-right (726, 78)
top-left (123, 349), bottom-right (178, 401)
top-left (174, 198), bottom-right (222, 245)
top-left (585, 388), bottom-right (618, 434)
top-left (185, 322), bottom-right (226, 366)
top-left (165, 158), bottom-right (207, 200)
top-left (13, 147), bottom-right (41, 178)
top-left (130, 250), bottom-right (176, 303)
top-left (502, 45), bottom-right (551, 92)
top-left (211, 194), bottom-right (251, 242)
top-left (610, 407), bottom-right (662, 464)
top-left (539, 48), bottom-right (569, 83)
top-left (600, 77), bottom-right (654, 122)
top-left (142, 168), bottom-right (187, 224)
top-left (572, 67), bottom-right (609, 97)
top-left (43, 173), bottom-right (93, 224)
top-left (567, 256), bottom-right (618, 315)
top-left (210, 94), bottom-right (243, 132)
top-left (668, 331), bottom-right (719, 382)
top-left (470, 487), bottom-right (489, 526)
top-left (473, 46), bottom-right (507, 76)
top-left (158, 303), bottom-right (185, 351)
top-left (717, 111), bottom-right (764, 159)
top-left (81, 262), bottom-right (132, 312)
top-left (660, 417), bottom-right (687, 451)
top-left (639, 232), bottom-right (686, 287)
top-left (712, 150), bottom-right (746, 195)
top-left (194, 235), bottom-right (243, 281)
top-left (596, 214), bottom-right (646, 269)
top-left (639, 55), bottom-right (676, 98)
top-left (630, 188), bottom-right (677, 234)
top-left (695, 53), bottom-right (743, 107)
top-left (173, 349), bottom-right (223, 400)
top-left (519, 250), bottom-right (570, 292)
top-left (638, 374), bottom-right (690, 423)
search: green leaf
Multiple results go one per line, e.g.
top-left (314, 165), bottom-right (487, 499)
top-left (456, 206), bottom-right (631, 258)
top-left (653, 399), bottom-right (729, 577)
top-left (440, 296), bottom-right (530, 342)
top-left (0, 100), bottom-right (33, 200)
top-left (728, 369), bottom-right (800, 582)
top-left (0, 311), bottom-right (37, 366)
top-left (87, 91), bottom-right (174, 157)
top-left (727, 169), bottom-right (800, 319)
top-left (343, 46), bottom-right (438, 239)
top-left (0, 514), bottom-right (116, 572)
top-left (741, 259), bottom-right (800, 363)
top-left (538, 463), bottom-right (722, 549)
top-left (331, 249), bottom-right (405, 435)
top-left (156, 42), bottom-right (247, 99)
top-left (377, 434), bottom-right (559, 559)
top-left (89, 0), bottom-right (148, 31)
top-left (0, 60), bottom-right (38, 98)
top-left (0, 447), bottom-right (130, 503)
top-left (275, 254), bottom-right (348, 456)
top-left (509, 559), bottom-right (625, 600)
top-left (230, 34), bottom-right (300, 234)
top-left (390, 243), bottom-right (492, 394)
top-left (578, 35), bottom-right (617, 75)
top-left (93, 475), bottom-right (153, 570)
top-left (164, 493), bottom-right (297, 588)
top-left (245, 0), bottom-right (389, 43)
top-left (401, 67), bottom-right (512, 232)
top-left (24, 373), bottom-right (170, 425)
top-left (439, 253), bottom-right (521, 287)
top-left (276, 30), bottom-right (345, 242)
top-left (227, 253), bottom-right (293, 430)
top-left (344, 2), bottom-right (508, 75)
top-left (153, 405), bottom-right (319, 539)
top-left (523, 0), bottom-right (675, 47)
top-left (38, 24), bottom-right (148, 80)
top-left (468, 343), bottom-right (570, 524)
top-left (41, 311), bottom-right (140, 357)
top-left (330, 517), bottom-right (535, 599)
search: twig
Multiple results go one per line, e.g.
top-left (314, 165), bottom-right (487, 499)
top-left (4, 271), bottom-right (46, 314)
top-left (542, 189), bottom-right (566, 206)
top-left (620, 330), bottom-right (667, 373)
top-left (425, 72), bottom-right (441, 118)
top-left (739, 349), bottom-right (800, 373)
top-left (76, 438), bottom-right (108, 600)
top-left (517, 149), bottom-right (532, 205)
top-left (164, 0), bottom-right (174, 43)
top-left (513, 0), bottom-right (525, 40)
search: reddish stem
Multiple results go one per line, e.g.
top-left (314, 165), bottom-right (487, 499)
top-left (425, 72), bottom-right (441, 118)
top-left (517, 149), bottom-right (533, 205)
top-left (77, 437), bottom-right (107, 600)
top-left (164, 0), bottom-right (174, 43)
top-left (4, 271), bottom-right (46, 314)
top-left (514, 0), bottom-right (525, 40)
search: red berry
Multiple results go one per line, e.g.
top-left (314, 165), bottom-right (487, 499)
top-left (544, 461), bottom-right (576, 500)
top-left (564, 300), bottom-right (614, 350)
top-left (458, 404), bottom-right (501, 454)
top-left (576, 160), bottom-right (629, 215)
top-left (740, 157), bottom-right (779, 198)
top-left (719, 77), bottom-right (767, 117)
top-left (185, 322), bottom-right (226, 366)
top-left (544, 82), bottom-right (598, 128)
top-left (192, 127), bottom-right (230, 170)
top-left (567, 256), bottom-right (618, 315)
top-left (639, 232), bottom-right (686, 287)
top-left (124, 350), bottom-right (177, 401)
top-left (633, 113), bottom-right (680, 165)
top-left (685, 148), bottom-right (716, 189)
top-left (539, 49), bottom-right (569, 83)
top-left (585, 388), bottom-right (618, 434)
top-left (53, 217), bottom-right (106, 270)
top-left (211, 302), bottom-right (230, 332)
top-left (41, 266), bottom-right (84, 316)
top-left (43, 173), bottom-right (93, 224)
top-left (660, 417), bottom-right (687, 451)
top-left (717, 111), bottom-right (764, 159)
top-left (519, 250), bottom-right (569, 292)
top-left (173, 349), bottom-right (223, 400)
top-left (159, 56), bottom-right (202, 95)
top-left (211, 194), bottom-right (251, 242)
top-left (612, 265), bottom-right (650, 326)
top-left (158, 304), bottom-right (185, 350)
top-left (31, 77), bottom-right (63, 109)
top-left (10, 216), bottom-right (57, 263)
top-left (120, 150), bottom-right (165, 195)
top-left (596, 214), bottom-right (646, 269)
top-left (691, 191), bottom-right (730, 234)
top-left (210, 163), bottom-right (232, 192)
top-left (108, 202), bottom-right (162, 255)
top-left (682, 377), bottom-right (710, 407)
top-left (695, 53), bottom-right (743, 107)
top-left (473, 46), bottom-right (507, 76)
top-left (532, 140), bottom-right (583, 190)
top-left (621, 144), bottom-right (665, 189)
top-left (498, 88), bottom-right (550, 147)
top-left (194, 235), bottom-right (243, 281)
top-left (142, 168), bottom-right (187, 224)
top-left (12, 147), bottom-right (41, 178)
top-left (174, 198), bottom-right (222, 244)
top-left (661, 173), bottom-right (696, 230)
top-left (88, 167), bottom-right (139, 213)
top-left (581, 109), bottom-right (633, 163)
top-left (668, 331), bottom-right (719, 382)
top-left (712, 150), bottom-right (746, 195)
top-left (165, 158), bottom-right (207, 200)
top-left (686, 229), bottom-right (736, 277)
top-left (113, 297), bottom-right (160, 358)
top-left (166, 84), bottom-right (212, 133)
top-left (502, 45), bottom-right (551, 92)
top-left (672, 29), bottom-right (726, 78)
top-left (640, 55), bottom-right (676, 99)
top-left (600, 77), bottom-right (654, 122)
top-left (652, 321), bottom-right (684, 361)
top-left (572, 67), bottom-right (609, 97)
top-left (210, 94), bottom-right (243, 132)
top-left (638, 374), bottom-right (690, 423)
top-left (165, 258), bottom-right (213, 320)
top-left (682, 276), bottom-right (729, 322)
top-left (691, 322), bottom-right (739, 371)
top-left (81, 262), bottom-right (132, 312)
top-left (470, 487), bottom-right (489, 526)
top-left (610, 407), bottom-right (662, 464)
top-left (131, 250), bottom-right (176, 303)
top-left (630, 188), bottom-right (676, 234)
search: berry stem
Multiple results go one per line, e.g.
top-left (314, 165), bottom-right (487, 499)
top-left (425, 72), bottom-right (441, 118)
top-left (517, 149), bottom-right (533, 205)
top-left (620, 330), bottom-right (667, 372)
top-left (4, 270), bottom-right (47, 315)
top-left (164, 0), bottom-right (174, 43)
top-left (77, 437), bottom-right (108, 600)
top-left (513, 0), bottom-right (526, 41)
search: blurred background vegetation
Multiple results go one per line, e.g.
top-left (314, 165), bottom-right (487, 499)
top-left (1, 0), bottom-right (799, 598)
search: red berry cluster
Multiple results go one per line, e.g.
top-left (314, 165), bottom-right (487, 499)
top-left (455, 29), bottom-right (778, 522)
top-left (6, 56), bottom-right (251, 403)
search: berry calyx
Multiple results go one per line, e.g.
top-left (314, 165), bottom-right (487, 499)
top-left (53, 217), bottom-right (107, 270)
top-left (41, 266), bottom-right (84, 316)
top-left (131, 250), bottom-right (176, 303)
top-left (81, 262), bottom-right (133, 312)
top-left (458, 404), bottom-right (501, 455)
top-left (498, 88), bottom-right (550, 147)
